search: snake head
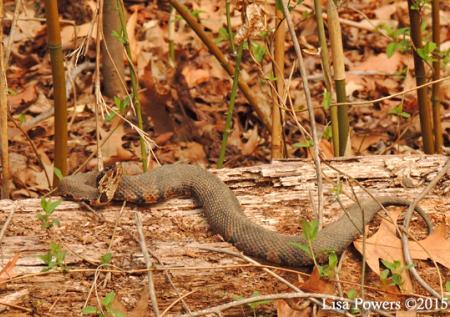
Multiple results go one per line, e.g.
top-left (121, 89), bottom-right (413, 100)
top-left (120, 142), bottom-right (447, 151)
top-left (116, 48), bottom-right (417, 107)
top-left (92, 164), bottom-right (124, 206)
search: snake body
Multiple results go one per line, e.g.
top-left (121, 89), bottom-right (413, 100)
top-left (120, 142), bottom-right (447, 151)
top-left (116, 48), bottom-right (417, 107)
top-left (59, 164), bottom-right (431, 267)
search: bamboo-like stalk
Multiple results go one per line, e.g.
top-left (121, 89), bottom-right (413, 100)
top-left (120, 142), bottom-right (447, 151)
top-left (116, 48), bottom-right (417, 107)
top-left (0, 0), bottom-right (10, 198)
top-left (217, 44), bottom-right (244, 168)
top-left (43, 0), bottom-right (68, 185)
top-left (271, 7), bottom-right (286, 159)
top-left (313, 0), bottom-right (338, 156)
top-left (168, 5), bottom-right (176, 67)
top-left (327, 1), bottom-right (349, 157)
top-left (102, 0), bottom-right (126, 98)
top-left (225, 0), bottom-right (235, 54)
top-left (431, 0), bottom-right (442, 153)
top-left (407, 0), bottom-right (434, 154)
top-left (116, 0), bottom-right (148, 171)
top-left (168, 0), bottom-right (271, 130)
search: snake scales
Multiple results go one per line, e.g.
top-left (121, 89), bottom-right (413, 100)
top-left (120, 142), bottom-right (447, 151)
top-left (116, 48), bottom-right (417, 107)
top-left (59, 164), bottom-right (432, 267)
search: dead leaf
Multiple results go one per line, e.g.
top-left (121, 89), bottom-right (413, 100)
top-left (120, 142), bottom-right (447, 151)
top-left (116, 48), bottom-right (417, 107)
top-left (346, 53), bottom-right (402, 96)
top-left (61, 22), bottom-right (97, 49)
top-left (8, 83), bottom-right (37, 108)
top-left (28, 91), bottom-right (52, 114)
top-left (228, 121), bottom-right (260, 156)
top-left (354, 209), bottom-right (413, 291)
top-left (174, 142), bottom-right (207, 163)
top-left (0, 254), bottom-right (20, 282)
top-left (374, 4), bottom-right (397, 20)
top-left (351, 133), bottom-right (389, 154)
top-left (277, 299), bottom-right (310, 317)
top-left (354, 209), bottom-right (450, 292)
top-left (408, 224), bottom-right (450, 268)
top-left (127, 9), bottom-right (140, 63)
top-left (128, 288), bottom-right (149, 317)
top-left (139, 64), bottom-right (173, 134)
top-left (300, 267), bottom-right (335, 294)
top-left (89, 122), bottom-right (134, 166)
top-left (181, 65), bottom-right (211, 88)
top-left (107, 288), bottom-right (150, 317)
top-left (353, 53), bottom-right (402, 73)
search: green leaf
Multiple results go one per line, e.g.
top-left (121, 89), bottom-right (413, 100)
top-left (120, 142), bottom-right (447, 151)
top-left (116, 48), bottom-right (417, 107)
top-left (417, 41), bottom-right (437, 62)
top-left (82, 306), bottom-right (99, 314)
top-left (39, 252), bottom-right (52, 265)
top-left (111, 30), bottom-right (125, 44)
top-left (380, 269), bottom-right (390, 281)
top-left (293, 139), bottom-right (314, 148)
top-left (232, 295), bottom-right (245, 301)
top-left (442, 48), bottom-right (450, 66)
top-left (382, 259), bottom-right (401, 272)
top-left (322, 90), bottom-right (331, 110)
top-left (386, 42), bottom-right (399, 58)
top-left (265, 72), bottom-right (277, 81)
top-left (347, 288), bottom-right (357, 300)
top-left (248, 291), bottom-right (272, 310)
top-left (190, 9), bottom-right (204, 20)
top-left (331, 182), bottom-right (343, 197)
top-left (322, 125), bottom-right (332, 141)
top-left (291, 242), bottom-right (311, 257)
top-left (391, 273), bottom-right (403, 286)
top-left (18, 113), bottom-right (26, 123)
top-left (389, 104), bottom-right (410, 118)
top-left (328, 251), bottom-right (338, 270)
top-left (251, 42), bottom-right (266, 62)
top-left (446, 281), bottom-right (450, 292)
top-left (113, 96), bottom-right (122, 108)
top-left (7, 88), bottom-right (17, 96)
top-left (105, 111), bottom-right (117, 122)
top-left (302, 219), bottom-right (319, 241)
top-left (216, 27), bottom-right (230, 44)
top-left (48, 201), bottom-right (61, 213)
top-left (40, 197), bottom-right (61, 214)
top-left (54, 168), bottom-right (63, 181)
top-left (109, 308), bottom-right (126, 317)
top-left (101, 252), bottom-right (113, 265)
top-left (102, 291), bottom-right (116, 307)
top-left (275, 0), bottom-right (283, 11)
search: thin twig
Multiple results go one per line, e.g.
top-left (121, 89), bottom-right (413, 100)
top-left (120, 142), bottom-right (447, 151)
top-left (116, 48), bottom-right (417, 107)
top-left (135, 212), bottom-right (160, 316)
top-left (401, 157), bottom-right (450, 298)
top-left (8, 114), bottom-right (52, 188)
top-left (160, 290), bottom-right (196, 317)
top-left (349, 184), bottom-right (366, 300)
top-left (145, 249), bottom-right (193, 315)
top-left (322, 159), bottom-right (440, 297)
top-left (0, 203), bottom-right (16, 244)
top-left (94, 0), bottom-right (105, 172)
top-left (4, 0), bottom-right (21, 64)
top-left (180, 292), bottom-right (393, 317)
top-left (0, 299), bottom-right (32, 313)
top-left (335, 249), bottom-right (346, 298)
top-left (280, 0), bottom-right (323, 228)
top-left (199, 246), bottom-right (357, 317)
top-left (332, 76), bottom-right (450, 107)
top-left (100, 200), bottom-right (126, 287)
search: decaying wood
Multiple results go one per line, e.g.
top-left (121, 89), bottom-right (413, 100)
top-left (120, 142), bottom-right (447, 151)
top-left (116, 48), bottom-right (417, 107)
top-left (0, 155), bottom-right (448, 316)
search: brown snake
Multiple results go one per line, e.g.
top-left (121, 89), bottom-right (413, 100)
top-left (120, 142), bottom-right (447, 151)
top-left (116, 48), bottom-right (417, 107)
top-left (58, 164), bottom-right (433, 267)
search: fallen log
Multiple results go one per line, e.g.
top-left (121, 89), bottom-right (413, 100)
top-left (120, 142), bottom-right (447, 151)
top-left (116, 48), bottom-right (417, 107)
top-left (0, 155), bottom-right (448, 316)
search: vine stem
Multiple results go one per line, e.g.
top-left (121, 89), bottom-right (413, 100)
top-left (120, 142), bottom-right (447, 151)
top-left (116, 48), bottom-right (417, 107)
top-left (217, 44), bottom-right (243, 168)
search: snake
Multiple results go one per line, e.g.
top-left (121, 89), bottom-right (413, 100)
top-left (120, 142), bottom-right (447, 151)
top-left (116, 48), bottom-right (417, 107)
top-left (58, 164), bottom-right (433, 267)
